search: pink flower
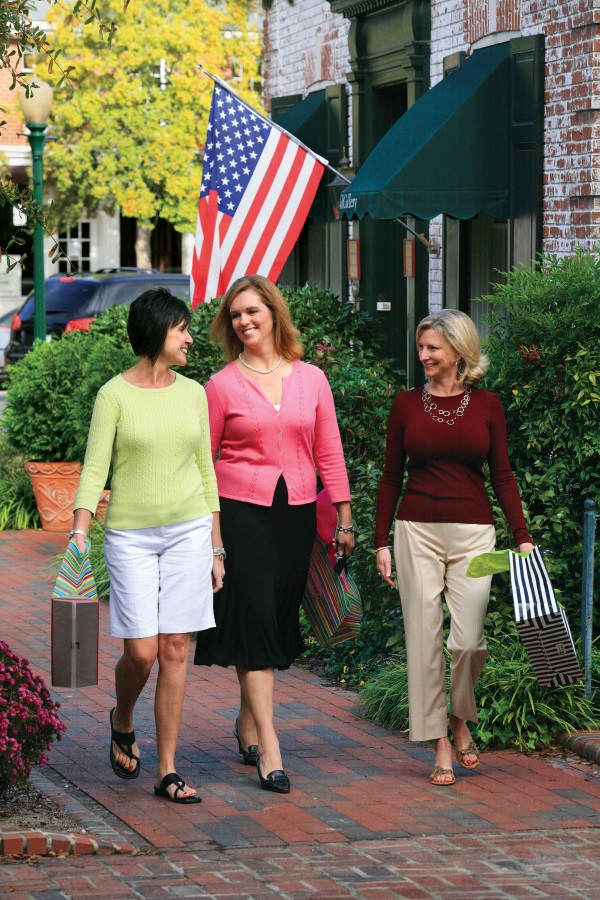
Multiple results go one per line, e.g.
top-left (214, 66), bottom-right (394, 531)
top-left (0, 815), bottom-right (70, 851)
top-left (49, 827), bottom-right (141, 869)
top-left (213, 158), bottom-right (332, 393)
top-left (0, 641), bottom-right (65, 797)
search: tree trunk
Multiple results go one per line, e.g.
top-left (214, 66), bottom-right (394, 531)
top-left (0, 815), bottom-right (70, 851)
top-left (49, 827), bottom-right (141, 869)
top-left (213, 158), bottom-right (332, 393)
top-left (135, 224), bottom-right (153, 269)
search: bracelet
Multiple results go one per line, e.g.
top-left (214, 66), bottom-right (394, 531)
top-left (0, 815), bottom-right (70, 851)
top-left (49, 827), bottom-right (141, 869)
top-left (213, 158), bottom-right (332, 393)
top-left (336, 524), bottom-right (355, 534)
top-left (212, 547), bottom-right (226, 559)
top-left (69, 529), bottom-right (87, 539)
top-left (375, 546), bottom-right (391, 553)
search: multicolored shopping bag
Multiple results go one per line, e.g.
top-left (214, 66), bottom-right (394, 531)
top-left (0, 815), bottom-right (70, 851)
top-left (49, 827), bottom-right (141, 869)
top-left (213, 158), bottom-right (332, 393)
top-left (51, 538), bottom-right (99, 688)
top-left (302, 535), bottom-right (362, 646)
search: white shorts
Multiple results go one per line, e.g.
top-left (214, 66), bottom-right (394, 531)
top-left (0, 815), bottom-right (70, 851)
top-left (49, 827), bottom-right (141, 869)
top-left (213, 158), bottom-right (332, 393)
top-left (104, 516), bottom-right (215, 639)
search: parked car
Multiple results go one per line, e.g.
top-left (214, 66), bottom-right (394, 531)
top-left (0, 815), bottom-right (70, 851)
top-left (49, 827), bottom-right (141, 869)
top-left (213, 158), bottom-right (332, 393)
top-left (5, 270), bottom-right (191, 365)
top-left (0, 307), bottom-right (20, 381)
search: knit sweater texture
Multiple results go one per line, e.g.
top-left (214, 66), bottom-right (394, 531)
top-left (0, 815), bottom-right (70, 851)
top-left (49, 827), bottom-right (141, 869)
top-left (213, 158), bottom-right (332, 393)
top-left (206, 360), bottom-right (351, 506)
top-left (375, 386), bottom-right (531, 547)
top-left (75, 373), bottom-right (219, 529)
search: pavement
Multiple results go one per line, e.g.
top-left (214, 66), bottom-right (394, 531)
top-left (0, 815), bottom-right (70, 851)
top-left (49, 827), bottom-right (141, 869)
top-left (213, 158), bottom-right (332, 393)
top-left (1, 529), bottom-right (600, 899)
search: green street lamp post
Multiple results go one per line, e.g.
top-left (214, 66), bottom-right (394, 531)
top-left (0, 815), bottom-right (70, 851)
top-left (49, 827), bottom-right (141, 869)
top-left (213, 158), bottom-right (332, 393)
top-left (17, 79), bottom-right (53, 343)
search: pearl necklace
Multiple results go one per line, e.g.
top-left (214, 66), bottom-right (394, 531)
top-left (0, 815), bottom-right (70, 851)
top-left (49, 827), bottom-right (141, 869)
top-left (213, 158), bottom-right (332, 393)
top-left (422, 386), bottom-right (471, 425)
top-left (238, 353), bottom-right (283, 375)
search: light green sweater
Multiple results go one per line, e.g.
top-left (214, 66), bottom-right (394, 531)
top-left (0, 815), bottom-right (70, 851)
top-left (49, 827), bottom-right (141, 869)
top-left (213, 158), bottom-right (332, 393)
top-left (75, 373), bottom-right (219, 530)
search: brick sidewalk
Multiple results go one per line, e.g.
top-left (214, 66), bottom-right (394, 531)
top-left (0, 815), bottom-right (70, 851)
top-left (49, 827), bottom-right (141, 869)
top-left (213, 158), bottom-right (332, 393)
top-left (1, 530), bottom-right (599, 898)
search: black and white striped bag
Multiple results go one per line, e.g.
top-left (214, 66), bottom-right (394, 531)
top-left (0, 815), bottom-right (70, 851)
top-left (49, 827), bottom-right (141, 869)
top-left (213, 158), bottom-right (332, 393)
top-left (508, 546), bottom-right (582, 688)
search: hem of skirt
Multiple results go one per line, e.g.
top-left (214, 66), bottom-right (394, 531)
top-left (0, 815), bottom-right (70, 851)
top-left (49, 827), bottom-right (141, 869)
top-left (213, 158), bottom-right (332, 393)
top-left (193, 655), bottom-right (299, 671)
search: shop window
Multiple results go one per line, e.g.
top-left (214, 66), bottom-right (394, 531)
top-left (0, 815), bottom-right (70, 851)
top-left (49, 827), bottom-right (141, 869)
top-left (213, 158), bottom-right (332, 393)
top-left (58, 222), bottom-right (91, 274)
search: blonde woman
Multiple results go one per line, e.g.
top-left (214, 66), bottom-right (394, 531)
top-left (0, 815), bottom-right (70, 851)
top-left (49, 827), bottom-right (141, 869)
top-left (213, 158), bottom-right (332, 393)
top-left (375, 310), bottom-right (533, 786)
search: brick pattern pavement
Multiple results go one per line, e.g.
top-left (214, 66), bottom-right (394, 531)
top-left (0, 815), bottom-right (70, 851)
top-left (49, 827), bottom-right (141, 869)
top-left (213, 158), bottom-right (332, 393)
top-left (1, 530), bottom-right (600, 897)
top-left (2, 828), bottom-right (600, 898)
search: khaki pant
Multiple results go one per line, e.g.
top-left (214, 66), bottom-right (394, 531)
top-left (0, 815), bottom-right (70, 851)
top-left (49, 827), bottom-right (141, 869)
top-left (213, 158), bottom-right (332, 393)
top-left (394, 520), bottom-right (496, 742)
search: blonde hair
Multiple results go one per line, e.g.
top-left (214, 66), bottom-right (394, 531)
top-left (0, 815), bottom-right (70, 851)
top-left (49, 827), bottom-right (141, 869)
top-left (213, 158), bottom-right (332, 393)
top-left (210, 275), bottom-right (304, 362)
top-left (416, 309), bottom-right (488, 388)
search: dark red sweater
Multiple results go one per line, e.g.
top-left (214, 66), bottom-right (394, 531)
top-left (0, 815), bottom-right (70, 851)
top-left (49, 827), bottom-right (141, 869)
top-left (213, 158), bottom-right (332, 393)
top-left (374, 387), bottom-right (531, 547)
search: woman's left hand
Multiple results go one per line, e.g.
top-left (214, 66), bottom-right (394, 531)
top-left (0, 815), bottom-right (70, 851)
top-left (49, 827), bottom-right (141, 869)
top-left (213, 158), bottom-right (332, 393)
top-left (212, 557), bottom-right (225, 593)
top-left (335, 529), bottom-right (355, 561)
top-left (518, 542), bottom-right (534, 553)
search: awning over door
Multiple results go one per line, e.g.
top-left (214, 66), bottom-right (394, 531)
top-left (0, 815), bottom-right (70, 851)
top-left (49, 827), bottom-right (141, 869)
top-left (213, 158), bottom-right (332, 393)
top-left (273, 90), bottom-right (329, 222)
top-left (339, 42), bottom-right (511, 221)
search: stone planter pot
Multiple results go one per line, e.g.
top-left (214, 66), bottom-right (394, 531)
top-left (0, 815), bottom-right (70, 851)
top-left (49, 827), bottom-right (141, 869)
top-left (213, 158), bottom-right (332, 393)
top-left (25, 461), bottom-right (83, 533)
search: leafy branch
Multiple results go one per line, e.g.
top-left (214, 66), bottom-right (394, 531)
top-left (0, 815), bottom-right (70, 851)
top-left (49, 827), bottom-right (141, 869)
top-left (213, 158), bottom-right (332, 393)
top-left (0, 0), bottom-right (120, 270)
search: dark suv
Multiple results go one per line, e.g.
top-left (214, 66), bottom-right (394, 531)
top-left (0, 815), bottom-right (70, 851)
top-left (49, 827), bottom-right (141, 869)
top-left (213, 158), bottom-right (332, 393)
top-left (5, 269), bottom-right (191, 365)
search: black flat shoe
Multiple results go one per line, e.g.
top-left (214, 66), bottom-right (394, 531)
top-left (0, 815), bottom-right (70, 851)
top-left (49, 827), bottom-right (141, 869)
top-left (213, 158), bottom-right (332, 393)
top-left (234, 719), bottom-right (259, 766)
top-left (257, 760), bottom-right (290, 794)
top-left (154, 772), bottom-right (201, 804)
top-left (109, 707), bottom-right (140, 780)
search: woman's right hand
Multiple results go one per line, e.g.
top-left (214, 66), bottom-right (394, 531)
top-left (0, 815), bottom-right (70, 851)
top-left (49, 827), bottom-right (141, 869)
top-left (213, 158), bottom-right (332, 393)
top-left (70, 509), bottom-right (92, 555)
top-left (375, 548), bottom-right (395, 587)
top-left (212, 557), bottom-right (225, 593)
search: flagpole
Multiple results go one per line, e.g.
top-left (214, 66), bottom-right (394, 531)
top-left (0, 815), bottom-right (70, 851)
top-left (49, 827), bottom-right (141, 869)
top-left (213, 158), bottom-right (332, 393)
top-left (197, 65), bottom-right (439, 255)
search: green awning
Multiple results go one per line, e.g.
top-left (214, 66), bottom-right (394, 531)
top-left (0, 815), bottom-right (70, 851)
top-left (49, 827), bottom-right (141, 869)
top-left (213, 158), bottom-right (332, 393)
top-left (273, 90), bottom-right (329, 222)
top-left (339, 42), bottom-right (511, 221)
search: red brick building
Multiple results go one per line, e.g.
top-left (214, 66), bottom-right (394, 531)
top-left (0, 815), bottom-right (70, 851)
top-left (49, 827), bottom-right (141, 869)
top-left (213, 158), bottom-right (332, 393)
top-left (263, 0), bottom-right (600, 382)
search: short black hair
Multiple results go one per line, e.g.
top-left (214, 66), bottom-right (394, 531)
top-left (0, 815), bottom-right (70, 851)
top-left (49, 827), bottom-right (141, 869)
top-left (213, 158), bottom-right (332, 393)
top-left (127, 288), bottom-right (191, 364)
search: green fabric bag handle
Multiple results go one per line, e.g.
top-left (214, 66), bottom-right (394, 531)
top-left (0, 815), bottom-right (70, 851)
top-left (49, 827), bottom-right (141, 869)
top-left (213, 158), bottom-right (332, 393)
top-left (466, 548), bottom-right (531, 578)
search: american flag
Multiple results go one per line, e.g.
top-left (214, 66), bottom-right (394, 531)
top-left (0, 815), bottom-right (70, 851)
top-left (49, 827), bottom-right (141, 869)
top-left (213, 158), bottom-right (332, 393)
top-left (191, 80), bottom-right (326, 306)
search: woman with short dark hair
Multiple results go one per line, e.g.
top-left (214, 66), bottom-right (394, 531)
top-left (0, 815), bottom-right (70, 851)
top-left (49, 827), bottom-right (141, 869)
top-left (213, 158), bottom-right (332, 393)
top-left (195, 274), bottom-right (354, 794)
top-left (71, 288), bottom-right (221, 804)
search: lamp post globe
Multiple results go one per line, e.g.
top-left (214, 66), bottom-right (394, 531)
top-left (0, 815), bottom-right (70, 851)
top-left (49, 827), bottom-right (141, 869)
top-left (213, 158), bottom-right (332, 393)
top-left (17, 79), bottom-right (53, 343)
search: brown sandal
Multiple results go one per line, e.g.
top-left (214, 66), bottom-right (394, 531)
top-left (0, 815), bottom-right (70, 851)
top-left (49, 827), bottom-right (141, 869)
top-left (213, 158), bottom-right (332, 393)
top-left (429, 766), bottom-right (455, 786)
top-left (456, 740), bottom-right (479, 770)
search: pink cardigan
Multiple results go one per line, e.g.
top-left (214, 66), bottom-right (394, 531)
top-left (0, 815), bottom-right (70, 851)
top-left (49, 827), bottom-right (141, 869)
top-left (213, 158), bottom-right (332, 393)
top-left (205, 360), bottom-right (351, 506)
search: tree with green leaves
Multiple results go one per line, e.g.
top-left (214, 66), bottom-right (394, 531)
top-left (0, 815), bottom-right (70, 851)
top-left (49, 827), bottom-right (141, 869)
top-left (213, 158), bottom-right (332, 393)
top-left (0, 0), bottom-right (115, 268)
top-left (43, 0), bottom-right (262, 266)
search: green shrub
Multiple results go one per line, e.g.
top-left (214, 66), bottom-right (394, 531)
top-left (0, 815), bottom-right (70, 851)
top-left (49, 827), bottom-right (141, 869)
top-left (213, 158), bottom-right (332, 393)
top-left (484, 248), bottom-right (600, 621)
top-left (358, 612), bottom-right (600, 750)
top-left (4, 332), bottom-right (91, 462)
top-left (0, 439), bottom-right (39, 530)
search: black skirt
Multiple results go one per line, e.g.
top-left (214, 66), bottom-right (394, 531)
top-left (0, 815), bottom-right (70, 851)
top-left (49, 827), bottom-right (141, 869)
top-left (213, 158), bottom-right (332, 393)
top-left (194, 476), bottom-right (316, 670)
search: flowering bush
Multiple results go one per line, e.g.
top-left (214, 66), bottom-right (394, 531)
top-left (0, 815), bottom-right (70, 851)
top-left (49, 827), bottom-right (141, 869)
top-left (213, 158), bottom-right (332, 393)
top-left (0, 641), bottom-right (66, 799)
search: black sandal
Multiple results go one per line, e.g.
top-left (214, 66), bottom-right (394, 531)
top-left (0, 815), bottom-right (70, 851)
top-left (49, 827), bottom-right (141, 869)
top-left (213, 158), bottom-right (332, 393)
top-left (109, 707), bottom-right (140, 780)
top-left (154, 772), bottom-right (201, 804)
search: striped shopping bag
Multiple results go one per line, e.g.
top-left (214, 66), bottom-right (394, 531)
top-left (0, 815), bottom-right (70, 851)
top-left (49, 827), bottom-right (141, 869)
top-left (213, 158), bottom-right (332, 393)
top-left (302, 536), bottom-right (362, 647)
top-left (51, 538), bottom-right (99, 688)
top-left (508, 546), bottom-right (582, 688)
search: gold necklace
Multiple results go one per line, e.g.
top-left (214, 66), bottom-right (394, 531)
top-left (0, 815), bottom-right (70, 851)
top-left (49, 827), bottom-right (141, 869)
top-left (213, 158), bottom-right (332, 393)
top-left (422, 386), bottom-right (471, 425)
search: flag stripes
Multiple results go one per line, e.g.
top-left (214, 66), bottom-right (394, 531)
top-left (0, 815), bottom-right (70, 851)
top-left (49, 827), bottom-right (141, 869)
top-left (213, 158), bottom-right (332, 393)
top-left (191, 82), bottom-right (326, 306)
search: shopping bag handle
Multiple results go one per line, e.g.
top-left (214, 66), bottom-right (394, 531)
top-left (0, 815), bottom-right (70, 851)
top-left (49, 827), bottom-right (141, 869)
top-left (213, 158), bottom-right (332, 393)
top-left (334, 552), bottom-right (348, 575)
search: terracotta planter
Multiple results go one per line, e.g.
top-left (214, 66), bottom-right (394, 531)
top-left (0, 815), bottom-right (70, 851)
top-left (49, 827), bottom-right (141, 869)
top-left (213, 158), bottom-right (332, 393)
top-left (25, 461), bottom-right (83, 533)
top-left (95, 489), bottom-right (111, 523)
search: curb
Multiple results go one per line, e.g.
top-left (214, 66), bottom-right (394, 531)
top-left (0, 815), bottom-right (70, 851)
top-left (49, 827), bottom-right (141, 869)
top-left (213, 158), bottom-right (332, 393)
top-left (0, 830), bottom-right (137, 858)
top-left (557, 731), bottom-right (600, 765)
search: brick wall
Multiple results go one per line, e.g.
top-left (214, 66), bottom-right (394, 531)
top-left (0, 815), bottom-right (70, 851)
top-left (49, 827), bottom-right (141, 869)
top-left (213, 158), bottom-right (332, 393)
top-left (0, 44), bottom-right (30, 151)
top-left (263, 1), bottom-right (599, 307)
top-left (428, 0), bottom-right (600, 304)
top-left (262, 0), bottom-right (350, 107)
